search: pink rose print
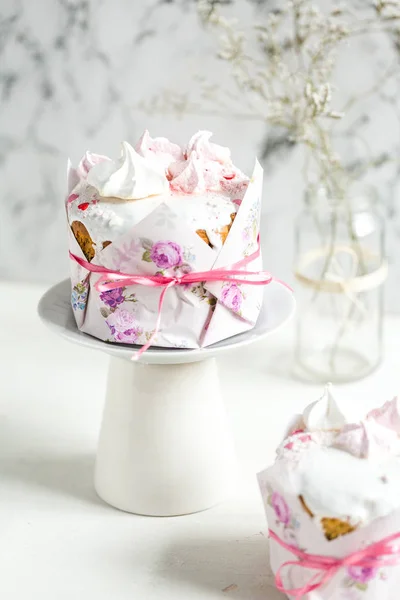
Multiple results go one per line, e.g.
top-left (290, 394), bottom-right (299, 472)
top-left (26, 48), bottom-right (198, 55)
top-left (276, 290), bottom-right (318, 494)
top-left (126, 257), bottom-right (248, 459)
top-left (106, 308), bottom-right (142, 343)
top-left (271, 491), bottom-right (291, 525)
top-left (150, 241), bottom-right (183, 269)
top-left (347, 566), bottom-right (377, 584)
top-left (106, 308), bottom-right (135, 332)
top-left (113, 328), bottom-right (142, 343)
top-left (221, 282), bottom-right (243, 313)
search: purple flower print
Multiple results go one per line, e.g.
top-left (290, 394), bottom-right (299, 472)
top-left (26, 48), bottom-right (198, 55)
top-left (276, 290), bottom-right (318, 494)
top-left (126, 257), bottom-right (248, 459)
top-left (109, 326), bottom-right (143, 343)
top-left (347, 566), bottom-right (377, 584)
top-left (221, 282), bottom-right (243, 313)
top-left (271, 491), bottom-right (291, 525)
top-left (100, 287), bottom-right (125, 308)
top-left (106, 308), bottom-right (142, 343)
top-left (150, 241), bottom-right (182, 269)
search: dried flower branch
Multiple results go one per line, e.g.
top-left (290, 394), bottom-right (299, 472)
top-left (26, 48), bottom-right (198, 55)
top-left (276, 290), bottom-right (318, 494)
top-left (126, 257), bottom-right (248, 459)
top-left (195, 0), bottom-right (400, 199)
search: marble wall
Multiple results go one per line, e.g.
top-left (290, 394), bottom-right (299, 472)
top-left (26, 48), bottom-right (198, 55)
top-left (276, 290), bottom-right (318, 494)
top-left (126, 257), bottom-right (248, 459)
top-left (1, 0), bottom-right (400, 310)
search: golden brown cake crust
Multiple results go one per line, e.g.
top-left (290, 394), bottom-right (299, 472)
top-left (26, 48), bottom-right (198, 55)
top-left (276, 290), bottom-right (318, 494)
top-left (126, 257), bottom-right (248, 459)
top-left (299, 495), bottom-right (314, 518)
top-left (299, 495), bottom-right (357, 541)
top-left (71, 221), bottom-right (95, 262)
top-left (321, 517), bottom-right (356, 541)
top-left (196, 212), bottom-right (236, 247)
top-left (196, 229), bottom-right (211, 245)
top-left (219, 212), bottom-right (236, 244)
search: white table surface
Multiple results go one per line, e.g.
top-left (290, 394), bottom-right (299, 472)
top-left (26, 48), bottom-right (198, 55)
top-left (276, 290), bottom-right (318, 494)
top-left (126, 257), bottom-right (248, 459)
top-left (1, 281), bottom-right (399, 600)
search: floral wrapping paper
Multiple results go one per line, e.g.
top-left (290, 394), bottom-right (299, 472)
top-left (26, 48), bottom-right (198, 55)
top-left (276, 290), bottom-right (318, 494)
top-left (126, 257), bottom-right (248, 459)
top-left (67, 161), bottom-right (264, 349)
top-left (258, 463), bottom-right (400, 600)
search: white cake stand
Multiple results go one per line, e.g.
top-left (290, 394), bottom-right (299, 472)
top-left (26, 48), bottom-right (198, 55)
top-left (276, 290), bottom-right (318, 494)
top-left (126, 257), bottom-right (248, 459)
top-left (38, 279), bottom-right (295, 516)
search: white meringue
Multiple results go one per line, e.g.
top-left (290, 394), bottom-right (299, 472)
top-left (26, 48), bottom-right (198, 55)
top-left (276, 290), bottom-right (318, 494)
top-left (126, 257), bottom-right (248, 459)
top-left (296, 446), bottom-right (400, 523)
top-left (302, 384), bottom-right (347, 432)
top-left (87, 141), bottom-right (169, 200)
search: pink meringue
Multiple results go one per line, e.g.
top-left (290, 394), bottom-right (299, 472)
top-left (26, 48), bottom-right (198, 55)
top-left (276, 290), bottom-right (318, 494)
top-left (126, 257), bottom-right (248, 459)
top-left (186, 130), bottom-right (231, 164)
top-left (202, 160), bottom-right (227, 190)
top-left (77, 151), bottom-right (110, 180)
top-left (169, 151), bottom-right (206, 194)
top-left (220, 169), bottom-right (251, 198)
top-left (333, 419), bottom-right (400, 459)
top-left (135, 130), bottom-right (184, 170)
top-left (169, 155), bottom-right (249, 196)
top-left (75, 130), bottom-right (250, 199)
top-left (367, 397), bottom-right (400, 433)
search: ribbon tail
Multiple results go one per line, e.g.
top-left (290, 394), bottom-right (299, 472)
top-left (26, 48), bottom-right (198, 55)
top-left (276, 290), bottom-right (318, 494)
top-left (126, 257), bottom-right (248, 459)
top-left (275, 561), bottom-right (336, 599)
top-left (131, 282), bottom-right (174, 361)
top-left (273, 277), bottom-right (293, 293)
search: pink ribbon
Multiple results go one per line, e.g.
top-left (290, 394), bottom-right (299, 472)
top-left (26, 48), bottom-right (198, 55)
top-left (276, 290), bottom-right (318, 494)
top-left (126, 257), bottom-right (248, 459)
top-left (269, 528), bottom-right (400, 598)
top-left (69, 244), bottom-right (290, 359)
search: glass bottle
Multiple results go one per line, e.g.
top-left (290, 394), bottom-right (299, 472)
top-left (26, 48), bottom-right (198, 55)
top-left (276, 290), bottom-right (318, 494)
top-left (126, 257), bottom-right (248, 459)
top-left (294, 184), bottom-right (386, 383)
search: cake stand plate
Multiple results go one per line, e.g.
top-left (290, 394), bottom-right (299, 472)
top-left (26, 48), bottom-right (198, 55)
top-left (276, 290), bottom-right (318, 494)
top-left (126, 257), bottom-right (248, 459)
top-left (38, 279), bottom-right (295, 516)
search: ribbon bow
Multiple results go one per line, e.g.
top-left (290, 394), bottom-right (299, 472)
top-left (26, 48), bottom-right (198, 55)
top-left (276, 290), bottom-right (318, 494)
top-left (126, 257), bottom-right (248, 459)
top-left (269, 528), bottom-right (400, 598)
top-left (69, 244), bottom-right (289, 359)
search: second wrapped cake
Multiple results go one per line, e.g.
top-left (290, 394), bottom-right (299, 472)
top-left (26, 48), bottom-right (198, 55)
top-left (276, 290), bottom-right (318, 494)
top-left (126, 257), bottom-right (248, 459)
top-left (258, 387), bottom-right (400, 599)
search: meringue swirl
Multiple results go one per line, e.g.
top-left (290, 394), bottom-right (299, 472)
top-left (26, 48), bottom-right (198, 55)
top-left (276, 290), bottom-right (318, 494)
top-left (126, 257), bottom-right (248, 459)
top-left (333, 420), bottom-right (400, 460)
top-left (77, 151), bottom-right (110, 180)
top-left (186, 130), bottom-right (231, 164)
top-left (87, 141), bottom-right (169, 200)
top-left (367, 397), bottom-right (400, 433)
top-left (135, 130), bottom-right (184, 169)
top-left (302, 383), bottom-right (347, 432)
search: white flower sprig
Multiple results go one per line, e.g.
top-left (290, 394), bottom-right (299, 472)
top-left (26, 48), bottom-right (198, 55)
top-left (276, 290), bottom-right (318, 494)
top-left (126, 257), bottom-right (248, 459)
top-left (140, 0), bottom-right (400, 199)
top-left (194, 0), bottom-right (400, 198)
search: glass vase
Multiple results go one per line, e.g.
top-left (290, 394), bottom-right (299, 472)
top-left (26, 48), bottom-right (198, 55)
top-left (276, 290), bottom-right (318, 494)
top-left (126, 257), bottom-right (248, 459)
top-left (294, 184), bottom-right (387, 383)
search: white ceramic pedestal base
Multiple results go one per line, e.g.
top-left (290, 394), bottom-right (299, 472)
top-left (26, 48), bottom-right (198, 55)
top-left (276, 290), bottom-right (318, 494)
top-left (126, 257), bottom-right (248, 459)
top-left (95, 357), bottom-right (236, 516)
top-left (38, 279), bottom-right (295, 516)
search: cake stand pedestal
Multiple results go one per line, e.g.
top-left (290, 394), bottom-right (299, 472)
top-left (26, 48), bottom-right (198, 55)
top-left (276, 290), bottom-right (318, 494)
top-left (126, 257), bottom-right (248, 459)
top-left (38, 279), bottom-right (295, 516)
top-left (97, 357), bottom-right (234, 516)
